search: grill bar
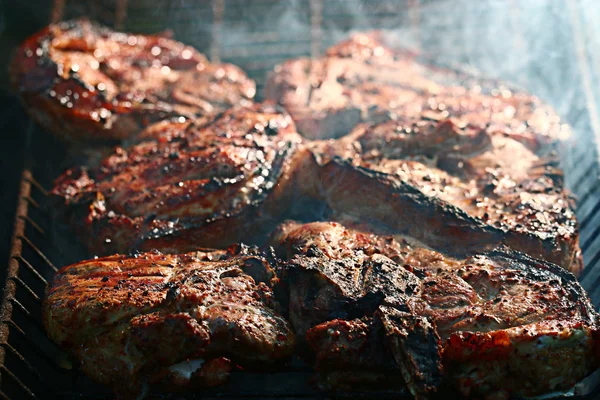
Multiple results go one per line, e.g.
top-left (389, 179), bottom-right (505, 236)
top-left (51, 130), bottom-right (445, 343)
top-left (0, 365), bottom-right (36, 399)
top-left (0, 171), bottom-right (33, 393)
top-left (13, 257), bottom-right (48, 287)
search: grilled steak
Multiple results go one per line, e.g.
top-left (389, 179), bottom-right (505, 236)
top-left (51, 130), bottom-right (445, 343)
top-left (50, 101), bottom-right (581, 271)
top-left (10, 19), bottom-right (255, 143)
top-left (265, 32), bottom-right (569, 149)
top-left (271, 221), bottom-right (599, 399)
top-left (51, 103), bottom-right (311, 255)
top-left (44, 249), bottom-right (295, 399)
top-left (307, 114), bottom-right (582, 273)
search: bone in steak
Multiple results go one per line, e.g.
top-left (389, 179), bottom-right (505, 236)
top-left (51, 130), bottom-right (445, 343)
top-left (43, 249), bottom-right (294, 399)
top-left (10, 19), bottom-right (256, 142)
top-left (308, 115), bottom-right (581, 273)
top-left (51, 103), bottom-right (309, 255)
top-left (265, 32), bottom-right (569, 148)
top-left (271, 221), bottom-right (599, 399)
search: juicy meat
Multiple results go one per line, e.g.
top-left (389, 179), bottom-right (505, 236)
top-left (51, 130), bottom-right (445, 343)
top-left (10, 19), bottom-right (255, 142)
top-left (271, 221), bottom-right (599, 399)
top-left (51, 103), bottom-right (311, 255)
top-left (265, 32), bottom-right (569, 148)
top-left (43, 249), bottom-right (295, 399)
top-left (308, 115), bottom-right (582, 273)
top-left (265, 32), bottom-right (580, 273)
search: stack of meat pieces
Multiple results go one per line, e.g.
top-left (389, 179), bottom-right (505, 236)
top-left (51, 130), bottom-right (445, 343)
top-left (271, 221), bottom-right (598, 399)
top-left (10, 22), bottom-right (598, 400)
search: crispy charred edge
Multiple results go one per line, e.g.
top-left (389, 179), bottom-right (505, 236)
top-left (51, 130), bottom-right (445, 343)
top-left (482, 245), bottom-right (597, 323)
top-left (443, 246), bottom-right (600, 396)
top-left (320, 156), bottom-right (502, 254)
top-left (279, 250), bottom-right (444, 396)
top-left (321, 157), bottom-right (580, 272)
top-left (438, 242), bottom-right (600, 399)
top-left (378, 307), bottom-right (444, 399)
top-left (305, 317), bottom-right (409, 394)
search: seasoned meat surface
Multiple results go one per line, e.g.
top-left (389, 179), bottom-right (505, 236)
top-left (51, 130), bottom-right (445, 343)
top-left (265, 32), bottom-right (581, 273)
top-left (51, 103), bottom-right (311, 255)
top-left (309, 115), bottom-right (581, 273)
top-left (272, 221), bottom-right (599, 398)
top-left (265, 32), bottom-right (569, 149)
top-left (44, 249), bottom-right (295, 399)
top-left (10, 19), bottom-right (255, 142)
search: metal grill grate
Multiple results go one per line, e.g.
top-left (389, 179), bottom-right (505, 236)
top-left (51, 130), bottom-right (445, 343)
top-left (3, 0), bottom-right (600, 399)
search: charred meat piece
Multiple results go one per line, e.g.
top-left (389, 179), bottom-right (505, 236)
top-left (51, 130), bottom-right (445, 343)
top-left (272, 221), bottom-right (599, 399)
top-left (309, 115), bottom-right (581, 273)
top-left (265, 32), bottom-right (569, 149)
top-left (44, 250), bottom-right (294, 399)
top-left (272, 221), bottom-right (444, 398)
top-left (10, 18), bottom-right (255, 142)
top-left (51, 103), bottom-right (311, 256)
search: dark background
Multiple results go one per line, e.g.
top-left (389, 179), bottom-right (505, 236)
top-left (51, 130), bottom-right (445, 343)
top-left (0, 1), bottom-right (56, 276)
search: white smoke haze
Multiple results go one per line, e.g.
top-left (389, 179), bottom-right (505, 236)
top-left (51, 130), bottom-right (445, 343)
top-left (105, 0), bottom-right (600, 260)
top-left (17, 0), bottom-right (600, 271)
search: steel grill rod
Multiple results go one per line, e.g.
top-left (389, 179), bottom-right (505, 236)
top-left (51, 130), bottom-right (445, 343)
top-left (17, 217), bottom-right (43, 237)
top-left (0, 343), bottom-right (47, 389)
top-left (0, 171), bottom-right (32, 392)
top-left (10, 278), bottom-right (40, 303)
top-left (23, 178), bottom-right (47, 198)
top-left (573, 178), bottom-right (600, 218)
top-left (4, 318), bottom-right (66, 373)
top-left (18, 236), bottom-right (57, 273)
top-left (13, 256), bottom-right (48, 287)
top-left (0, 365), bottom-right (36, 399)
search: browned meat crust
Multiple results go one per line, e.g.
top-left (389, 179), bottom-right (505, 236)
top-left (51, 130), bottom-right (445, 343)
top-left (50, 103), bottom-right (311, 255)
top-left (43, 249), bottom-right (295, 399)
top-left (308, 115), bottom-right (582, 273)
top-left (263, 32), bottom-right (582, 274)
top-left (265, 32), bottom-right (569, 149)
top-left (10, 19), bottom-right (256, 143)
top-left (271, 221), bottom-right (599, 399)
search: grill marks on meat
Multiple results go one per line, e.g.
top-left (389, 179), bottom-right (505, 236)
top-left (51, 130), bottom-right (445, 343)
top-left (10, 19), bottom-right (256, 142)
top-left (265, 32), bottom-right (569, 147)
top-left (309, 115), bottom-right (581, 273)
top-left (51, 104), bottom-right (308, 255)
top-left (271, 221), bottom-right (599, 399)
top-left (43, 250), bottom-right (294, 398)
